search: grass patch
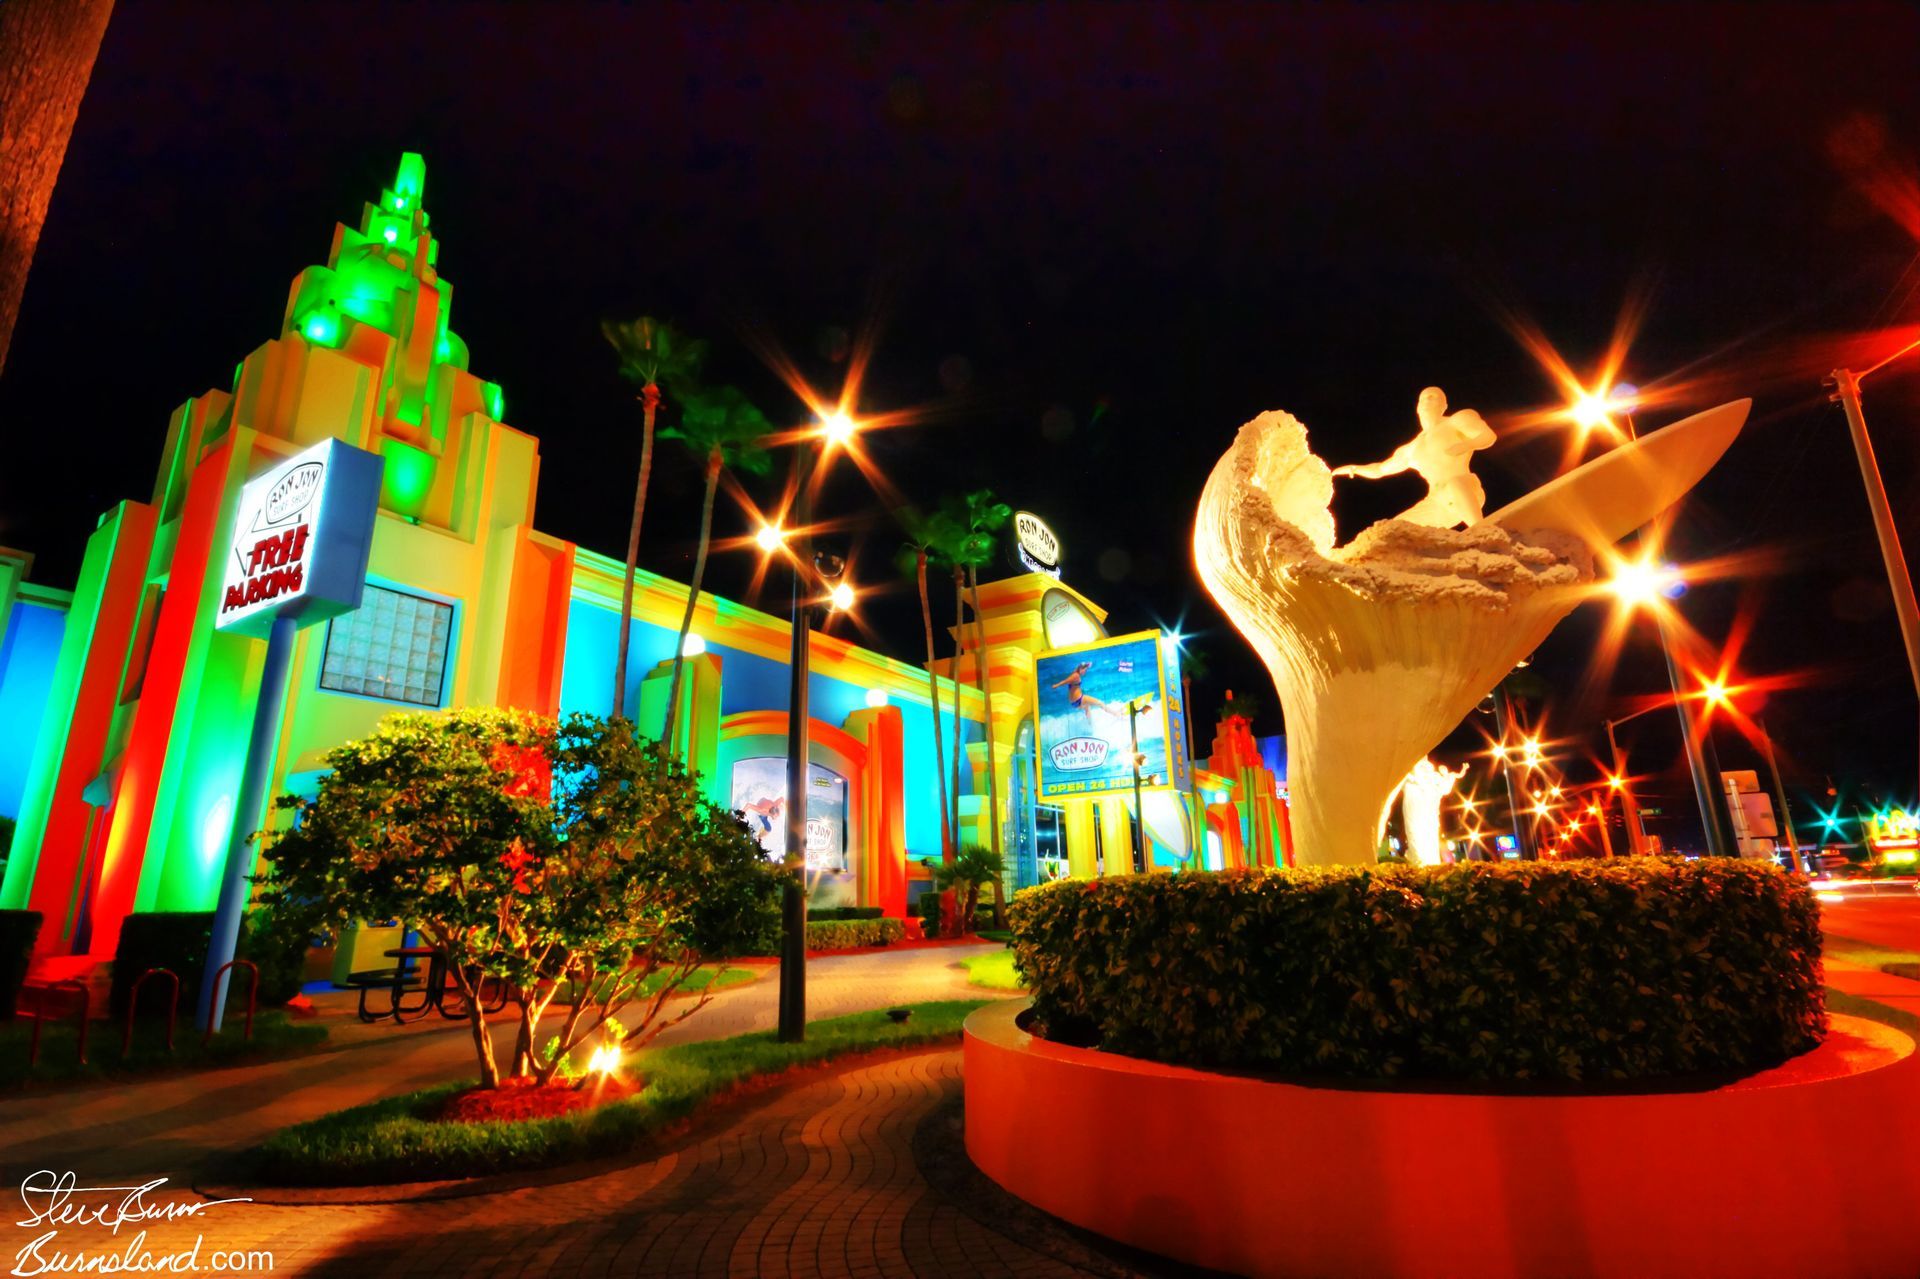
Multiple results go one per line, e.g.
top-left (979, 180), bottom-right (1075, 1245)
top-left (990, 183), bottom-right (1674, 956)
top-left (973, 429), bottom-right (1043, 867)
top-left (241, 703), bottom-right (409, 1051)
top-left (975, 929), bottom-right (1014, 945)
top-left (962, 950), bottom-right (1026, 991)
top-left (0, 1011), bottom-right (327, 1090)
top-left (255, 999), bottom-right (990, 1185)
top-left (634, 964), bottom-right (758, 999)
top-left (1826, 988), bottom-right (1920, 1039)
top-left (1824, 933), bottom-right (1920, 972)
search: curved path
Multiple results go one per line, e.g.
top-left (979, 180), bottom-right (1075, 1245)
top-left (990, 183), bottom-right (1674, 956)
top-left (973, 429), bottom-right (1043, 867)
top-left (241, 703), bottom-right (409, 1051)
top-left (1, 946), bottom-right (1172, 1277)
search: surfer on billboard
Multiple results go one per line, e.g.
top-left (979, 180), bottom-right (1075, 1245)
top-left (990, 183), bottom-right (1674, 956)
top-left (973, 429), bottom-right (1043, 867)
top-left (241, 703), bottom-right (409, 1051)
top-left (1049, 660), bottom-right (1150, 727)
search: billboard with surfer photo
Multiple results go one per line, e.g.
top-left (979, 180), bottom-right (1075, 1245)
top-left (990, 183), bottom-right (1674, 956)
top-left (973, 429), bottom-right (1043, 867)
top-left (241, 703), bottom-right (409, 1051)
top-left (1034, 630), bottom-right (1185, 800)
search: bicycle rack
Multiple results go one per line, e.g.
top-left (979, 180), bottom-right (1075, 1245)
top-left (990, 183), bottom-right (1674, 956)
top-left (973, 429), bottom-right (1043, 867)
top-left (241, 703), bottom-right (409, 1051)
top-left (122, 968), bottom-right (180, 1057)
top-left (202, 958), bottom-right (259, 1045)
top-left (27, 980), bottom-right (90, 1068)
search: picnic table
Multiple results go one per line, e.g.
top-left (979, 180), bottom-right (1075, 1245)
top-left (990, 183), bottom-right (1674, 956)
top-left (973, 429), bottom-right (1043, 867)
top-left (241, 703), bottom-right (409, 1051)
top-left (341, 945), bottom-right (506, 1023)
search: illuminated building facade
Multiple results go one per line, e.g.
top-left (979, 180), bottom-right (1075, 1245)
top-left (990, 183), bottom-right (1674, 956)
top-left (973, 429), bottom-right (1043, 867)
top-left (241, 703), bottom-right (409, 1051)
top-left (0, 157), bottom-right (1286, 966)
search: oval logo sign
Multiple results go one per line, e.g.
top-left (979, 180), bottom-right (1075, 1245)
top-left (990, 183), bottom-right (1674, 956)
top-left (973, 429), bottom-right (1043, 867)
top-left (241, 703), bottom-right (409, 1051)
top-left (265, 462), bottom-right (324, 525)
top-left (1013, 510), bottom-right (1060, 573)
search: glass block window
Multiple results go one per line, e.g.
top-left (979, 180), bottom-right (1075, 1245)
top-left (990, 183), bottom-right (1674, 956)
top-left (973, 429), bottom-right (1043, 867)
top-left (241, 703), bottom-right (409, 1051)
top-left (318, 585), bottom-right (453, 706)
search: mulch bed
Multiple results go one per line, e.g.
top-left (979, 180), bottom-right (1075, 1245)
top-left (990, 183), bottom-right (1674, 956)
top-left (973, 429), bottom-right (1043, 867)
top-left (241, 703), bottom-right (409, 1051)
top-left (434, 1074), bottom-right (639, 1124)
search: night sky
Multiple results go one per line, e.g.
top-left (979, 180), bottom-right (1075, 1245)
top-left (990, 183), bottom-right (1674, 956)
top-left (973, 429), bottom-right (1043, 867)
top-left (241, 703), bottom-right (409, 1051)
top-left (5, 3), bottom-right (1920, 851)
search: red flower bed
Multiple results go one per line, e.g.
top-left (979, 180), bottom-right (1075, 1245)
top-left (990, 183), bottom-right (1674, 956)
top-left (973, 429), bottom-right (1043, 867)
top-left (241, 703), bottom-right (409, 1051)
top-left (435, 1074), bottom-right (638, 1124)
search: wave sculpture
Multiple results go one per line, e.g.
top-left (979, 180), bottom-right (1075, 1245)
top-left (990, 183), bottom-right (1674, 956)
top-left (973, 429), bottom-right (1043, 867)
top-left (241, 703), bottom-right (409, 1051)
top-left (1194, 389), bottom-right (1749, 866)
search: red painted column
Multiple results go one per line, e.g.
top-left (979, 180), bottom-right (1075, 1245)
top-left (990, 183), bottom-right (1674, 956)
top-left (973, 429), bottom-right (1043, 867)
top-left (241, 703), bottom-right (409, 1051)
top-left (88, 437), bottom-right (240, 960)
top-left (25, 501), bottom-right (157, 953)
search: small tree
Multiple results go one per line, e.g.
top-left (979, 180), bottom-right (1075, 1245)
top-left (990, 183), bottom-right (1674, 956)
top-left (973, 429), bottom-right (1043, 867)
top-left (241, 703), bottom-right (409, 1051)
top-left (262, 709), bottom-right (777, 1088)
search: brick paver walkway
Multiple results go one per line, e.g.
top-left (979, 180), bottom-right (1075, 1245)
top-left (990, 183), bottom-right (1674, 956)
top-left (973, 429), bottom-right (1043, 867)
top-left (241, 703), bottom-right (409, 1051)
top-left (2, 947), bottom-right (1144, 1278)
top-left (7, 1051), bottom-right (1121, 1278)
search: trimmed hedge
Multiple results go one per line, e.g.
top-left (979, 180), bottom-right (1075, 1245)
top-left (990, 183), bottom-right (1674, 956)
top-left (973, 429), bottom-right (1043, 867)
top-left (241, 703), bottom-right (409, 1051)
top-left (806, 917), bottom-right (905, 950)
top-left (809, 906), bottom-right (884, 922)
top-left (1011, 860), bottom-right (1826, 1083)
top-left (0, 910), bottom-right (41, 1019)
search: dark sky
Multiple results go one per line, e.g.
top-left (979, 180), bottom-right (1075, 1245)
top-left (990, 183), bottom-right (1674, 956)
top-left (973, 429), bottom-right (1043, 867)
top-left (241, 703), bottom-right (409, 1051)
top-left (5, 3), bottom-right (1920, 850)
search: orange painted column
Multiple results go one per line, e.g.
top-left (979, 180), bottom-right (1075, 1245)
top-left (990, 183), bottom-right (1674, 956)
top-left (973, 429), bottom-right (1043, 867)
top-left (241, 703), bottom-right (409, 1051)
top-left (845, 705), bottom-right (906, 918)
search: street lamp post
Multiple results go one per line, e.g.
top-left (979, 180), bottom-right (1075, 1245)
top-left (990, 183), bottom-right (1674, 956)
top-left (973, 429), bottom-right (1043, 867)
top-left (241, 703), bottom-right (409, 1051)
top-left (1602, 716), bottom-right (1649, 856)
top-left (778, 444), bottom-right (814, 1044)
top-left (1490, 681), bottom-right (1534, 859)
top-left (1757, 717), bottom-right (1807, 875)
top-left (1827, 360), bottom-right (1920, 803)
top-left (1127, 696), bottom-right (1149, 873)
top-left (1655, 611), bottom-right (1735, 858)
top-left (773, 408), bottom-right (861, 1043)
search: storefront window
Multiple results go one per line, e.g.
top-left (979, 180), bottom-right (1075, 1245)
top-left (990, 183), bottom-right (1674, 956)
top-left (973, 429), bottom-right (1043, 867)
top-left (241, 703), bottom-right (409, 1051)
top-left (318, 584), bottom-right (453, 706)
top-left (731, 756), bottom-right (849, 873)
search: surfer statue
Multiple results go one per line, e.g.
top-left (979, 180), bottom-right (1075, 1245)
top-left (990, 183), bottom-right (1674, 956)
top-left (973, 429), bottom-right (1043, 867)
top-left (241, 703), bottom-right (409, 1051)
top-left (1332, 387), bottom-right (1497, 527)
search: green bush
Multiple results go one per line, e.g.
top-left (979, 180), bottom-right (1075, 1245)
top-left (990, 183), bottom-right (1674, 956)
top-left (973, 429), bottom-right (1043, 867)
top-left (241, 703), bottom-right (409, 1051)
top-left (1011, 860), bottom-right (1826, 1083)
top-left (916, 887), bottom-right (942, 939)
top-left (239, 901), bottom-right (328, 1007)
top-left (806, 917), bottom-right (905, 950)
top-left (0, 910), bottom-right (41, 1019)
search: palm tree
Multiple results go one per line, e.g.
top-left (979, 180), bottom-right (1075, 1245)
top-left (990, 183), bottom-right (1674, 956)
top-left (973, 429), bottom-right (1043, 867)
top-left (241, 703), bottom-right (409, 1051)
top-left (934, 844), bottom-right (1006, 935)
top-left (0, 0), bottom-right (115, 376)
top-left (601, 317), bottom-right (707, 721)
top-left (657, 384), bottom-right (773, 757)
top-left (945, 491), bottom-right (1012, 878)
top-left (893, 506), bottom-right (963, 864)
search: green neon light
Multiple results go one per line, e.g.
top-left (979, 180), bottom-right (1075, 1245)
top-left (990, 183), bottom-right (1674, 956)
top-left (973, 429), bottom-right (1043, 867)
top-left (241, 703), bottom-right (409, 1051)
top-left (382, 226), bottom-right (398, 244)
top-left (380, 438), bottom-right (436, 520)
top-left (484, 381), bottom-right (505, 420)
top-left (300, 310), bottom-right (341, 346)
top-left (395, 152), bottom-right (425, 205)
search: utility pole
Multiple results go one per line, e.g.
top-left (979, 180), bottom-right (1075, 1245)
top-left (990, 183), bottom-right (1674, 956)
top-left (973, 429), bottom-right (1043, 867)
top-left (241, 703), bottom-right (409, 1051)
top-left (1829, 365), bottom-right (1920, 805)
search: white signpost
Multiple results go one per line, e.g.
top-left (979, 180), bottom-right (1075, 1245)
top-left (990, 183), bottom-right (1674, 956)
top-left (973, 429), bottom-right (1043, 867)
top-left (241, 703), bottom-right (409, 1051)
top-left (200, 438), bottom-right (382, 1031)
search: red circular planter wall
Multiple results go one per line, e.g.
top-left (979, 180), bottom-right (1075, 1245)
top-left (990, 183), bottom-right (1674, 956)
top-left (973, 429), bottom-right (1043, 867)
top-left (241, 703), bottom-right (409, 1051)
top-left (963, 1001), bottom-right (1920, 1279)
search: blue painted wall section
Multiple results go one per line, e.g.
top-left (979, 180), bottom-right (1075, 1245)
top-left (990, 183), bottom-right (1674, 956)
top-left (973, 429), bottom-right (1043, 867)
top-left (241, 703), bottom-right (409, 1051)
top-left (0, 600), bottom-right (68, 820)
top-left (558, 597), bottom-right (977, 862)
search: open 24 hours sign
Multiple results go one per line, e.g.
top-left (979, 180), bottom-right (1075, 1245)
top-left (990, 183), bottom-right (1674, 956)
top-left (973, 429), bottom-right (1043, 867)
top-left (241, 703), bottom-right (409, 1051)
top-left (216, 438), bottom-right (383, 640)
top-left (1032, 629), bottom-right (1191, 801)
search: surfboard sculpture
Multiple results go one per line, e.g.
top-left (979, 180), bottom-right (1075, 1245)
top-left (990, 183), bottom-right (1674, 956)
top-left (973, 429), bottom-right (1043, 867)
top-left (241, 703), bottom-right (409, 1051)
top-left (1193, 391), bottom-right (1749, 866)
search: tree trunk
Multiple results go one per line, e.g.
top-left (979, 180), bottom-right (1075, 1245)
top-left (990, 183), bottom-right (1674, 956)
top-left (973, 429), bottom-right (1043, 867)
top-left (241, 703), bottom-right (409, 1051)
top-left (0, 0), bottom-right (114, 378)
top-left (949, 571), bottom-right (967, 843)
top-left (612, 382), bottom-right (660, 720)
top-left (944, 571), bottom-right (967, 937)
top-left (969, 568), bottom-right (1004, 872)
top-left (661, 446), bottom-right (722, 759)
top-left (447, 961), bottom-right (499, 1087)
top-left (918, 550), bottom-right (953, 860)
top-left (988, 872), bottom-right (1007, 930)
